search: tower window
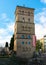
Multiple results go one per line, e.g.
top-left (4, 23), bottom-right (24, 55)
top-left (26, 42), bottom-right (27, 44)
top-left (19, 10), bottom-right (21, 12)
top-left (28, 18), bottom-right (30, 22)
top-left (21, 35), bottom-right (24, 38)
top-left (22, 11), bottom-right (24, 14)
top-left (28, 12), bottom-right (30, 16)
top-left (28, 42), bottom-right (30, 44)
top-left (22, 17), bottom-right (25, 22)
top-left (23, 17), bottom-right (24, 19)
top-left (22, 42), bottom-right (24, 44)
top-left (27, 35), bottom-right (31, 39)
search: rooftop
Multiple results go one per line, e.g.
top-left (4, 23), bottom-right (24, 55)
top-left (16, 6), bottom-right (35, 10)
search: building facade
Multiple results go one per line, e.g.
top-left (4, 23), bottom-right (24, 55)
top-left (14, 6), bottom-right (36, 58)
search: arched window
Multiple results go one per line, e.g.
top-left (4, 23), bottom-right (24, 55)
top-left (21, 35), bottom-right (24, 38)
top-left (28, 18), bottom-right (30, 22)
top-left (27, 35), bottom-right (31, 39)
top-left (28, 42), bottom-right (30, 44)
top-left (22, 42), bottom-right (24, 44)
top-left (23, 17), bottom-right (24, 20)
top-left (22, 17), bottom-right (25, 22)
top-left (28, 12), bottom-right (30, 16)
top-left (22, 11), bottom-right (24, 14)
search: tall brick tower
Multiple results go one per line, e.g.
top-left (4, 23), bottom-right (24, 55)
top-left (14, 6), bottom-right (35, 58)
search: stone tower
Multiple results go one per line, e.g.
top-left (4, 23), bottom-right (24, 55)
top-left (14, 6), bottom-right (35, 58)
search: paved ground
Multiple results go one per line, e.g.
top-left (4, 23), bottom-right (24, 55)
top-left (0, 58), bottom-right (45, 65)
top-left (0, 53), bottom-right (46, 65)
top-left (0, 58), bottom-right (9, 65)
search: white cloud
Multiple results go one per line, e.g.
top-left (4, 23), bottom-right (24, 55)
top-left (7, 22), bottom-right (14, 33)
top-left (40, 0), bottom-right (46, 3)
top-left (0, 13), bottom-right (14, 47)
top-left (40, 16), bottom-right (46, 23)
top-left (35, 24), bottom-right (45, 39)
top-left (0, 35), bottom-right (12, 47)
top-left (35, 9), bottom-right (46, 23)
top-left (35, 8), bottom-right (46, 39)
top-left (0, 28), bottom-right (5, 34)
top-left (0, 27), bottom-right (14, 47)
top-left (0, 13), bottom-right (7, 20)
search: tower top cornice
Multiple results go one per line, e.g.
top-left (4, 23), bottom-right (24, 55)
top-left (16, 6), bottom-right (35, 10)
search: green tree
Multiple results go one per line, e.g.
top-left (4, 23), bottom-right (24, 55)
top-left (36, 40), bottom-right (42, 51)
top-left (5, 42), bottom-right (8, 47)
top-left (9, 34), bottom-right (14, 50)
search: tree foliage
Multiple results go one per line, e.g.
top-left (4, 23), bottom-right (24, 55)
top-left (9, 34), bottom-right (14, 50)
top-left (5, 42), bottom-right (8, 47)
top-left (36, 40), bottom-right (42, 51)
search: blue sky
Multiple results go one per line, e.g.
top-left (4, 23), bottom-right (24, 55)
top-left (0, 0), bottom-right (46, 47)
